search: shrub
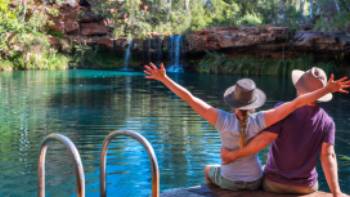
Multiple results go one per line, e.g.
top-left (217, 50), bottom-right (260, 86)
top-left (238, 13), bottom-right (263, 26)
top-left (0, 0), bottom-right (69, 71)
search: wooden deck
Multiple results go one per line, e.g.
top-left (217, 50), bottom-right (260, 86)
top-left (161, 184), bottom-right (332, 197)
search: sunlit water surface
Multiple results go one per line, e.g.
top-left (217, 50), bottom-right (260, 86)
top-left (0, 70), bottom-right (349, 196)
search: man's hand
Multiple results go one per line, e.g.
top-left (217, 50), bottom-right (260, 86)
top-left (326, 74), bottom-right (350, 94)
top-left (221, 147), bottom-right (239, 165)
top-left (221, 132), bottom-right (277, 164)
top-left (144, 62), bottom-right (167, 82)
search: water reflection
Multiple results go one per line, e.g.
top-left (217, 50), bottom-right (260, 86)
top-left (0, 70), bottom-right (349, 196)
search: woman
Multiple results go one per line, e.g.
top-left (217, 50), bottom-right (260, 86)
top-left (144, 63), bottom-right (350, 191)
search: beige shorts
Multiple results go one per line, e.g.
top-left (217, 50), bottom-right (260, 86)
top-left (208, 165), bottom-right (262, 191)
top-left (263, 177), bottom-right (319, 194)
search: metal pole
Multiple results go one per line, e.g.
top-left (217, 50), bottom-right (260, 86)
top-left (38, 133), bottom-right (85, 197)
top-left (100, 130), bottom-right (160, 197)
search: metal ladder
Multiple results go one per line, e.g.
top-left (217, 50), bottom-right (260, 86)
top-left (100, 130), bottom-right (160, 197)
top-left (37, 130), bottom-right (160, 197)
top-left (38, 133), bottom-right (85, 197)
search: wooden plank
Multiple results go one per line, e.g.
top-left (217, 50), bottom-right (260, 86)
top-left (161, 185), bottom-right (332, 197)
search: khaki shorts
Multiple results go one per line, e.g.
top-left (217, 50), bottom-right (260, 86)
top-left (208, 165), bottom-right (262, 191)
top-left (263, 177), bottom-right (318, 194)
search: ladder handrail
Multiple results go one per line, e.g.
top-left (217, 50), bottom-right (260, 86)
top-left (38, 133), bottom-right (85, 197)
top-left (100, 130), bottom-right (160, 197)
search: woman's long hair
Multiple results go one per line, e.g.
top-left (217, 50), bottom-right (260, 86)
top-left (238, 110), bottom-right (249, 148)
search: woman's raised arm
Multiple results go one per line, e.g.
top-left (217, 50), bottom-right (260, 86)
top-left (144, 63), bottom-right (218, 126)
top-left (263, 74), bottom-right (350, 128)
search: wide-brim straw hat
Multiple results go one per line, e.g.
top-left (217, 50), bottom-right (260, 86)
top-left (292, 67), bottom-right (332, 102)
top-left (224, 78), bottom-right (266, 110)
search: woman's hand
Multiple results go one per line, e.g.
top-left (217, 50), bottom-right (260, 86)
top-left (144, 62), bottom-right (167, 82)
top-left (326, 74), bottom-right (350, 94)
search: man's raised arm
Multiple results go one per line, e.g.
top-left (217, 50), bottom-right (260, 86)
top-left (221, 132), bottom-right (277, 164)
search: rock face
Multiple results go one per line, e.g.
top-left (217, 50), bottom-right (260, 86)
top-left (49, 3), bottom-right (114, 49)
top-left (49, 3), bottom-right (350, 59)
top-left (184, 26), bottom-right (350, 56)
top-left (185, 26), bottom-right (290, 52)
top-left (50, 4), bottom-right (80, 34)
top-left (292, 32), bottom-right (350, 53)
top-left (80, 22), bottom-right (109, 36)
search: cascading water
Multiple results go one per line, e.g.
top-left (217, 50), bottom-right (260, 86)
top-left (167, 35), bottom-right (184, 73)
top-left (155, 37), bottom-right (163, 65)
top-left (122, 39), bottom-right (133, 71)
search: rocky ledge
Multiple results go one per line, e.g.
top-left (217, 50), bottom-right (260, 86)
top-left (161, 185), bottom-right (332, 197)
top-left (186, 27), bottom-right (350, 56)
top-left (49, 3), bottom-right (350, 58)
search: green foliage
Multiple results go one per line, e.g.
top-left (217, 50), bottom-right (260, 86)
top-left (71, 45), bottom-right (131, 68)
top-left (90, 0), bottom-right (350, 38)
top-left (2, 0), bottom-right (350, 71)
top-left (314, 12), bottom-right (350, 32)
top-left (197, 52), bottom-right (333, 76)
top-left (339, 155), bottom-right (350, 166)
top-left (281, 6), bottom-right (304, 30)
top-left (200, 0), bottom-right (240, 27)
top-left (312, 0), bottom-right (350, 32)
top-left (0, 59), bottom-right (14, 71)
top-left (0, 0), bottom-right (69, 70)
top-left (89, 0), bottom-right (350, 39)
top-left (92, 0), bottom-right (241, 38)
top-left (238, 13), bottom-right (263, 26)
top-left (71, 44), bottom-right (95, 67)
top-left (13, 49), bottom-right (69, 70)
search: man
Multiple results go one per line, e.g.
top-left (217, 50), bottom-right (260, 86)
top-left (221, 67), bottom-right (348, 197)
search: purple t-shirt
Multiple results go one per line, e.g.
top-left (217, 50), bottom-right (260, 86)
top-left (264, 103), bottom-right (335, 187)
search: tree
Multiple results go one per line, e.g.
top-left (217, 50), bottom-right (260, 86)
top-left (309, 0), bottom-right (314, 18)
top-left (299, 0), bottom-right (305, 16)
top-left (0, 0), bottom-right (69, 70)
top-left (278, 0), bottom-right (287, 24)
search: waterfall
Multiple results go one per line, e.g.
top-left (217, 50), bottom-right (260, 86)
top-left (155, 37), bottom-right (163, 65)
top-left (167, 35), bottom-right (184, 73)
top-left (122, 39), bottom-right (133, 71)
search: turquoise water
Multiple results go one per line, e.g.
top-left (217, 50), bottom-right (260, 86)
top-left (0, 70), bottom-right (349, 196)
